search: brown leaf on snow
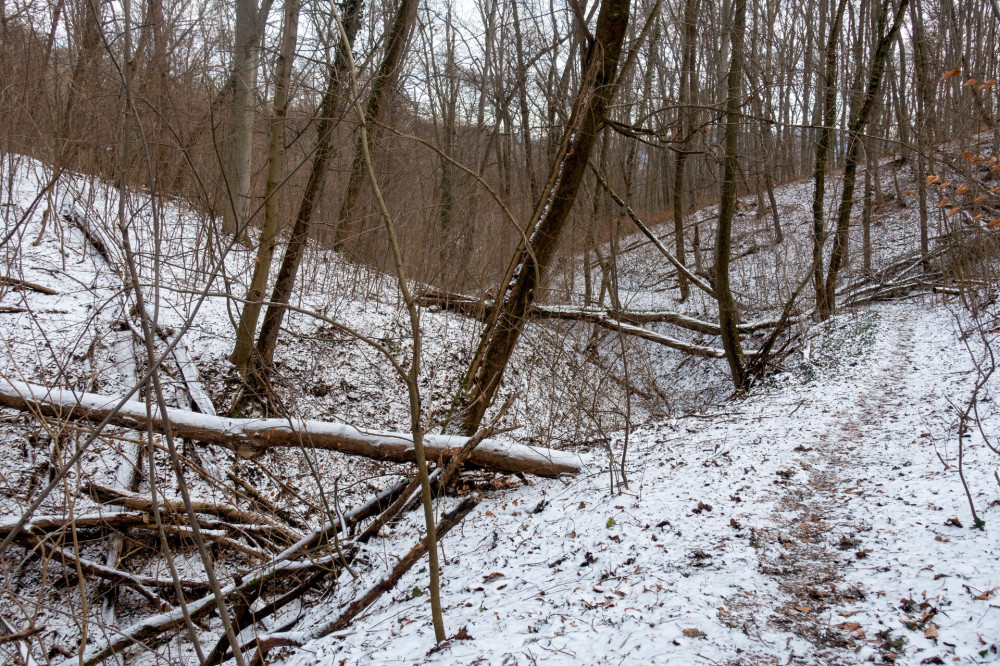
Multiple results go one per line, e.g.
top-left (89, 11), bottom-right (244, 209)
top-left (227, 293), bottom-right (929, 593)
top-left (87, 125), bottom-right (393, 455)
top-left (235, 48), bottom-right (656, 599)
top-left (838, 622), bottom-right (862, 631)
top-left (693, 501), bottom-right (713, 513)
top-left (794, 606), bottom-right (813, 613)
top-left (973, 587), bottom-right (997, 600)
top-left (682, 627), bottom-right (706, 638)
top-left (924, 624), bottom-right (939, 639)
top-left (451, 626), bottom-right (474, 641)
top-left (945, 516), bottom-right (963, 528)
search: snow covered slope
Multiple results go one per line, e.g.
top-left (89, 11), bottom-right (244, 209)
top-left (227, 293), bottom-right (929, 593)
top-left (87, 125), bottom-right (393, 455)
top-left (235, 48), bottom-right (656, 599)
top-left (280, 303), bottom-right (999, 665)
top-left (1, 152), bottom-right (997, 665)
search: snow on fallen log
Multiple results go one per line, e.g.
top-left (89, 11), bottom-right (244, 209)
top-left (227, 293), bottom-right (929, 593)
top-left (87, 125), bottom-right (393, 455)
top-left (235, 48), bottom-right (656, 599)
top-left (0, 380), bottom-right (581, 478)
top-left (418, 288), bottom-right (779, 337)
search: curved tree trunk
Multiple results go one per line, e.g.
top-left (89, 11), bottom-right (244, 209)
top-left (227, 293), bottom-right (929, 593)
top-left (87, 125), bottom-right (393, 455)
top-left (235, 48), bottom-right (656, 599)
top-left (821, 0), bottom-right (909, 318)
top-left (450, 0), bottom-right (632, 436)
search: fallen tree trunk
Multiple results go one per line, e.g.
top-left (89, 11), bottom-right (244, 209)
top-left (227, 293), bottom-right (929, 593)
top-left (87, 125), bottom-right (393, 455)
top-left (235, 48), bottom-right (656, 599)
top-left (419, 290), bottom-right (764, 358)
top-left (17, 531), bottom-right (208, 596)
top-left (0, 380), bottom-right (581, 478)
top-left (418, 289), bottom-right (780, 336)
top-left (0, 509), bottom-right (286, 546)
top-left (0, 275), bottom-right (59, 295)
top-left (62, 549), bottom-right (332, 666)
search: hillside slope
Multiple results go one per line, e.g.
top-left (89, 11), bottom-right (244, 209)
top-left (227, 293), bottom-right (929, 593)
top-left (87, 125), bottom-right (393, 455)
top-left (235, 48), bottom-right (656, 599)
top-left (280, 302), bottom-right (1000, 665)
top-left (0, 152), bottom-right (997, 665)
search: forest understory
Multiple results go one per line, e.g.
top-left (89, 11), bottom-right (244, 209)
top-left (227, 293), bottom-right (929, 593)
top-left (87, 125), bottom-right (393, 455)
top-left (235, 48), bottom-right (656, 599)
top-left (0, 140), bottom-right (997, 665)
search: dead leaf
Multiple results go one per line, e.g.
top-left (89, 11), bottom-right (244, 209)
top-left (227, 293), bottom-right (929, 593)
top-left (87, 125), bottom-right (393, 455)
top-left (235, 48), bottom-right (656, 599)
top-left (973, 587), bottom-right (997, 600)
top-left (451, 626), bottom-right (474, 641)
top-left (682, 627), bottom-right (706, 638)
top-left (935, 535), bottom-right (950, 542)
top-left (941, 67), bottom-right (961, 81)
top-left (794, 606), bottom-right (812, 613)
top-left (945, 516), bottom-right (963, 528)
top-left (955, 184), bottom-right (970, 194)
top-left (839, 622), bottom-right (863, 631)
top-left (964, 78), bottom-right (979, 87)
top-left (925, 624), bottom-right (939, 639)
top-left (926, 174), bottom-right (941, 184)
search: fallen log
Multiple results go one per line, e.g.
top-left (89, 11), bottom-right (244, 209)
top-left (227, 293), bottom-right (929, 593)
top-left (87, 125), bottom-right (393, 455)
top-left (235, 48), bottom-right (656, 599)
top-left (0, 617), bottom-right (40, 666)
top-left (84, 482), bottom-right (284, 534)
top-left (0, 380), bottom-right (581, 478)
top-left (0, 509), bottom-right (284, 548)
top-left (418, 289), bottom-right (779, 337)
top-left (0, 275), bottom-right (59, 295)
top-left (156, 329), bottom-right (217, 416)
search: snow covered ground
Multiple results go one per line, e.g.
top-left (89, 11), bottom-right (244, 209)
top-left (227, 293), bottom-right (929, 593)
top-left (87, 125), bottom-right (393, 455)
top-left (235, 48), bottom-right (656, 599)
top-left (281, 302), bottom-right (1000, 665)
top-left (0, 151), bottom-right (997, 665)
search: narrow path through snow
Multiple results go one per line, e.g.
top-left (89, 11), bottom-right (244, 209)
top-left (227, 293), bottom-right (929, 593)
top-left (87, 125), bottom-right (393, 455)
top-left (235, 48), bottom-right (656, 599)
top-left (283, 302), bottom-right (999, 666)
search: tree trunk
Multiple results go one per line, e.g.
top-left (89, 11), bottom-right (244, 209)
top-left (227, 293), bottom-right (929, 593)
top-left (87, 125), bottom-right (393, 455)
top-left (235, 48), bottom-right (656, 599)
top-left (252, 0), bottom-right (363, 376)
top-left (715, 0), bottom-right (748, 389)
top-left (0, 379), bottom-right (582, 478)
top-left (450, 0), bottom-right (631, 436)
top-left (230, 0), bottom-right (300, 372)
top-left (672, 0), bottom-right (699, 302)
top-left (909, 0), bottom-right (932, 268)
top-left (221, 0), bottom-right (263, 240)
top-left (332, 0), bottom-right (421, 251)
top-left (821, 0), bottom-right (909, 318)
top-left (811, 0), bottom-right (848, 312)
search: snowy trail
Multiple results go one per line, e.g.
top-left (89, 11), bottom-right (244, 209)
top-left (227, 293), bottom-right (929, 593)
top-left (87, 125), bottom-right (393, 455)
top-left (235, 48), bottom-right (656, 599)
top-left (284, 303), bottom-right (999, 665)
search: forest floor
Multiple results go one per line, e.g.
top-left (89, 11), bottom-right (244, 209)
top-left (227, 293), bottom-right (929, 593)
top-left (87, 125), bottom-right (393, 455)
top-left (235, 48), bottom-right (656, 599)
top-left (283, 302), bottom-right (1000, 666)
top-left (0, 154), bottom-right (997, 665)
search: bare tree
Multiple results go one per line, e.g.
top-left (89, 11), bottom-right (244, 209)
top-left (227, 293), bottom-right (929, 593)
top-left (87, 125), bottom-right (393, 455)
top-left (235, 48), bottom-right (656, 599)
top-left (450, 0), bottom-right (632, 435)
top-left (230, 0), bottom-right (300, 372)
top-left (715, 0), bottom-right (747, 388)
